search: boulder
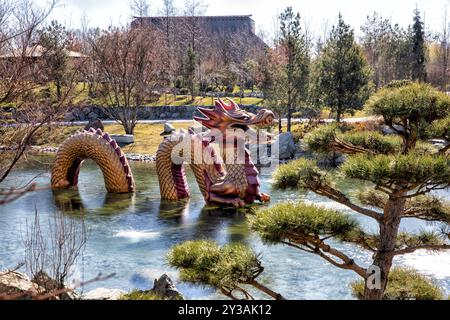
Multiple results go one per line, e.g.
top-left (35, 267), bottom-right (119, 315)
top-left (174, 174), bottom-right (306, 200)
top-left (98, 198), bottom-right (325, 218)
top-left (87, 112), bottom-right (99, 120)
top-left (110, 134), bottom-right (134, 146)
top-left (277, 132), bottom-right (297, 160)
top-left (152, 274), bottom-right (184, 300)
top-left (381, 124), bottom-right (404, 135)
top-left (64, 112), bottom-right (76, 122)
top-left (82, 107), bottom-right (91, 115)
top-left (0, 271), bottom-right (43, 300)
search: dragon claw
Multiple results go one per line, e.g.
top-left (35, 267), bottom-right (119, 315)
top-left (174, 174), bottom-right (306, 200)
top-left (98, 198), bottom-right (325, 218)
top-left (258, 193), bottom-right (271, 203)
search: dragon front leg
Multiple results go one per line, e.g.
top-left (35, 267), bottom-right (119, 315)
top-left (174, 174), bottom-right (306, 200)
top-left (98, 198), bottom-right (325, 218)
top-left (204, 172), bottom-right (246, 208)
top-left (208, 193), bottom-right (246, 208)
top-left (257, 193), bottom-right (271, 203)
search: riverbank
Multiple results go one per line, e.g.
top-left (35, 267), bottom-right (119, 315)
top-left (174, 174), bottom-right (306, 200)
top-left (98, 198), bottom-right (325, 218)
top-left (0, 270), bottom-right (183, 300)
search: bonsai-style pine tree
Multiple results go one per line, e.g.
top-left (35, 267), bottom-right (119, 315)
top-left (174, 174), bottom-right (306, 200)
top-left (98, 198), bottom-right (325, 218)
top-left (250, 82), bottom-right (450, 300)
top-left (167, 240), bottom-right (285, 300)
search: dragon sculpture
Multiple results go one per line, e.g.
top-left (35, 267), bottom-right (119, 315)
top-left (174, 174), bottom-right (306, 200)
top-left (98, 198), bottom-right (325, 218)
top-left (51, 99), bottom-right (275, 208)
top-left (156, 99), bottom-right (275, 207)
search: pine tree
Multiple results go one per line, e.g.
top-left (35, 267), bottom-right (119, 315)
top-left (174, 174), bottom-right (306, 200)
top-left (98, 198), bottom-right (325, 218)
top-left (185, 46), bottom-right (198, 101)
top-left (411, 8), bottom-right (427, 82)
top-left (39, 20), bottom-right (70, 101)
top-left (314, 13), bottom-right (371, 122)
top-left (254, 82), bottom-right (450, 300)
top-left (278, 7), bottom-right (310, 132)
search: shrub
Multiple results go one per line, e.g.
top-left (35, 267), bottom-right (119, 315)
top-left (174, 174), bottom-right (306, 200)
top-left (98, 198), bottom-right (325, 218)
top-left (351, 268), bottom-right (445, 300)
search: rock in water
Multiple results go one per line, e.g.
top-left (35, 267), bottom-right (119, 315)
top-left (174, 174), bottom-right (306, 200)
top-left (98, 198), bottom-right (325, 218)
top-left (278, 132), bottom-right (297, 160)
top-left (153, 274), bottom-right (184, 300)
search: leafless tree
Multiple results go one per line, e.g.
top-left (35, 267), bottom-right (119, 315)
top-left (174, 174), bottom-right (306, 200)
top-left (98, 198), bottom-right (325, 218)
top-left (129, 0), bottom-right (150, 18)
top-left (182, 0), bottom-right (207, 52)
top-left (88, 25), bottom-right (164, 134)
top-left (24, 209), bottom-right (87, 296)
top-left (0, 0), bottom-right (79, 205)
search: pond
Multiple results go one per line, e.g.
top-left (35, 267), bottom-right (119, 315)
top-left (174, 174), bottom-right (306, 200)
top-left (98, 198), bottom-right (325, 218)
top-left (1, 155), bottom-right (449, 299)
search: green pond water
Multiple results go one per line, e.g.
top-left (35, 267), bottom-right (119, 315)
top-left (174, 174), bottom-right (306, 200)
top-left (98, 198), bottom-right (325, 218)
top-left (0, 155), bottom-right (449, 299)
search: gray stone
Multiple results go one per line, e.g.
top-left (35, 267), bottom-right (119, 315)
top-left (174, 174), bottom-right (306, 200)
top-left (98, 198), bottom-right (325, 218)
top-left (78, 113), bottom-right (86, 121)
top-left (87, 112), bottom-right (99, 120)
top-left (277, 132), bottom-right (297, 160)
top-left (381, 124), bottom-right (404, 135)
top-left (64, 113), bottom-right (75, 122)
top-left (152, 274), bottom-right (183, 300)
top-left (111, 134), bottom-right (134, 145)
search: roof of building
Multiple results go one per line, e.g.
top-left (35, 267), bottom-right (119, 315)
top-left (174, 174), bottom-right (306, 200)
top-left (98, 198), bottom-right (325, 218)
top-left (133, 15), bottom-right (254, 20)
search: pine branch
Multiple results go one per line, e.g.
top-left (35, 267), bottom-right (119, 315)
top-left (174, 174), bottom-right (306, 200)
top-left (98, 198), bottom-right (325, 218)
top-left (313, 183), bottom-right (382, 221)
top-left (392, 244), bottom-right (450, 256)
top-left (281, 236), bottom-right (367, 278)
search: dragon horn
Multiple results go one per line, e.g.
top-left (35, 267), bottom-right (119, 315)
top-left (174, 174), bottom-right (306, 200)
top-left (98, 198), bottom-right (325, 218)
top-left (226, 98), bottom-right (239, 109)
top-left (217, 98), bottom-right (234, 111)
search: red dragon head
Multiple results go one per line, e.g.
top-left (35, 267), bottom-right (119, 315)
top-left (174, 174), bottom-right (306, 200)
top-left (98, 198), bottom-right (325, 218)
top-left (194, 98), bottom-right (276, 133)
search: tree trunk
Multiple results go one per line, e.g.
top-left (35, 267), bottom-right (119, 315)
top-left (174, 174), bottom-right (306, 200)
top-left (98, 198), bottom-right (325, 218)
top-left (363, 195), bottom-right (405, 300)
top-left (287, 104), bottom-right (292, 132)
top-left (278, 115), bottom-right (282, 133)
top-left (56, 80), bottom-right (62, 101)
top-left (123, 121), bottom-right (135, 135)
top-left (336, 106), bottom-right (342, 123)
top-left (402, 129), bottom-right (417, 154)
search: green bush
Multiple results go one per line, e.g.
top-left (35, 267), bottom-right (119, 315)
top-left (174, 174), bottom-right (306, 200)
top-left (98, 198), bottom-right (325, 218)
top-left (120, 290), bottom-right (164, 300)
top-left (351, 268), bottom-right (445, 300)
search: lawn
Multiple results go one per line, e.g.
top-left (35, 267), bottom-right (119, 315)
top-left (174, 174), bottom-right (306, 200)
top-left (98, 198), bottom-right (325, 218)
top-left (105, 122), bottom-right (194, 155)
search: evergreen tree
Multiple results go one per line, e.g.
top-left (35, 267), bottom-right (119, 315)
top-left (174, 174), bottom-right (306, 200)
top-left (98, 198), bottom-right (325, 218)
top-left (278, 7), bottom-right (310, 132)
top-left (314, 13), bottom-right (371, 122)
top-left (411, 8), bottom-right (427, 82)
top-left (361, 13), bottom-right (413, 87)
top-left (39, 20), bottom-right (70, 101)
top-left (185, 46), bottom-right (198, 100)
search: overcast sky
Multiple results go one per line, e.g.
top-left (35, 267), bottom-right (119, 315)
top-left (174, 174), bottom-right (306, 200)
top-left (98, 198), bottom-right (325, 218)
top-left (35, 0), bottom-right (450, 39)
